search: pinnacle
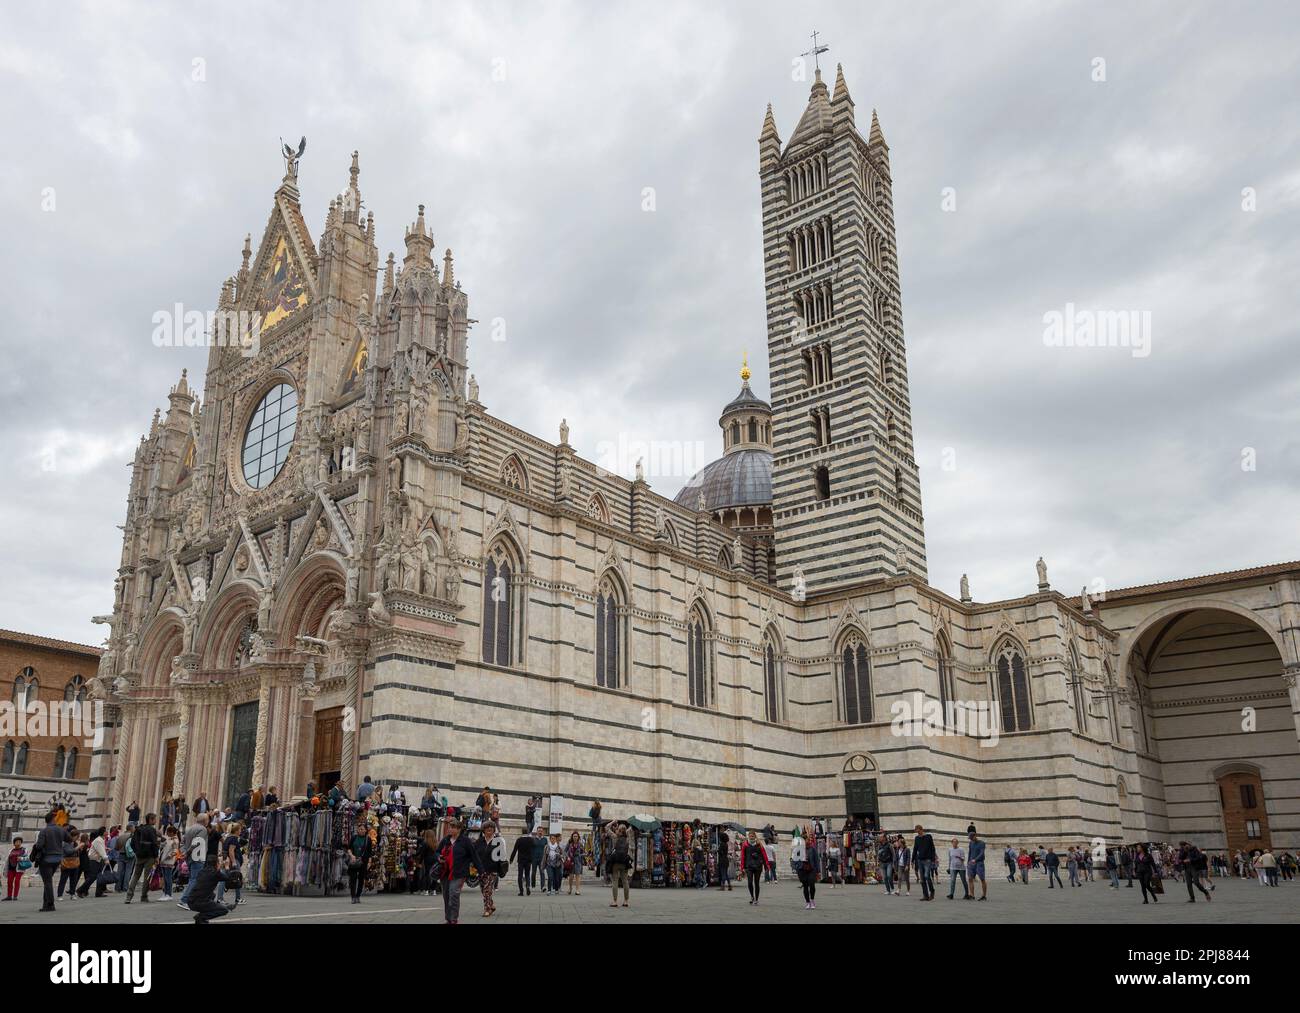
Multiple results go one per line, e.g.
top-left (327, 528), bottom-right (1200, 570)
top-left (832, 63), bottom-right (852, 105)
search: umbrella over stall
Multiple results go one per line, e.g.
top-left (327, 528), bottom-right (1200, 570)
top-left (625, 814), bottom-right (661, 832)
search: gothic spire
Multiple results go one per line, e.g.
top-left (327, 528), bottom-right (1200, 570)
top-left (403, 204), bottom-right (434, 271)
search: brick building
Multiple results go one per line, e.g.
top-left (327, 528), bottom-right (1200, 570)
top-left (0, 629), bottom-right (100, 841)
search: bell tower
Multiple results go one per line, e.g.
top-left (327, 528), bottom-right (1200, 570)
top-left (760, 62), bottom-right (927, 596)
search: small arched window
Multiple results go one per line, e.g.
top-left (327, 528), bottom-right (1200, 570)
top-left (14, 741), bottom-right (28, 776)
top-left (482, 541), bottom-right (517, 667)
top-left (687, 605), bottom-right (712, 708)
top-left (747, 419), bottom-right (758, 443)
top-left (63, 747), bottom-right (79, 780)
top-left (994, 641), bottom-right (1033, 733)
top-left (730, 421), bottom-right (741, 446)
top-left (1, 740), bottom-right (13, 774)
top-left (595, 575), bottom-right (622, 690)
top-left (53, 745), bottom-right (66, 778)
top-left (840, 633), bottom-right (872, 725)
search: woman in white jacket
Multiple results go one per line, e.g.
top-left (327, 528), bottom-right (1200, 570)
top-left (79, 831), bottom-right (109, 898)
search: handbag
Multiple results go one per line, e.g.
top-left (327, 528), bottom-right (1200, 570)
top-left (17, 859), bottom-right (32, 871)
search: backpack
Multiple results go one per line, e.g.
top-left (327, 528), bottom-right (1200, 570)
top-left (878, 844), bottom-right (893, 864)
top-left (744, 845), bottom-right (764, 871)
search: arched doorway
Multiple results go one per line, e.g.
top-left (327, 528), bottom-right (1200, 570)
top-left (1127, 607), bottom-right (1294, 850)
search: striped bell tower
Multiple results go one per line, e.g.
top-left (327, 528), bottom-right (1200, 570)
top-left (759, 63), bottom-right (927, 596)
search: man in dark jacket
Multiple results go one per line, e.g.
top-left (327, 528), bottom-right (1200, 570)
top-left (529, 825), bottom-right (546, 892)
top-left (34, 811), bottom-right (70, 911)
top-left (437, 820), bottom-right (477, 924)
top-left (125, 812), bottom-right (160, 903)
top-left (912, 825), bottom-right (937, 901)
top-left (510, 830), bottom-right (534, 896)
top-left (234, 789), bottom-right (251, 822)
top-left (188, 862), bottom-right (234, 924)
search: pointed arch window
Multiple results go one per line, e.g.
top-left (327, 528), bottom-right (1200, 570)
top-left (482, 542), bottom-right (517, 667)
top-left (13, 741), bottom-right (28, 776)
top-left (500, 455), bottom-right (526, 492)
top-left (595, 575), bottom-right (623, 689)
top-left (1069, 646), bottom-right (1089, 734)
top-left (936, 633), bottom-right (954, 720)
top-left (1, 740), bottom-right (13, 774)
top-left (763, 634), bottom-right (783, 723)
top-left (687, 605), bottom-right (713, 708)
top-left (994, 642), bottom-right (1032, 732)
top-left (53, 745), bottom-right (66, 778)
top-left (839, 633), bottom-right (872, 725)
top-left (63, 746), bottom-right (79, 779)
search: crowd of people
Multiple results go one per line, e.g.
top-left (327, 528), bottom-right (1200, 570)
top-left (8, 785), bottom-right (1296, 923)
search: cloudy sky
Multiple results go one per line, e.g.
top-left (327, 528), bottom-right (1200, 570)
top-left (2, 1), bottom-right (1298, 646)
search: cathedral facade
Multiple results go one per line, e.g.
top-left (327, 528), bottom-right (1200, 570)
top-left (87, 66), bottom-right (1300, 853)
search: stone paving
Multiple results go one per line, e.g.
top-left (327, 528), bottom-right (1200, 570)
top-left (1, 872), bottom-right (1296, 925)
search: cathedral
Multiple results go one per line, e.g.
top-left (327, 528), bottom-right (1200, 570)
top-left (87, 64), bottom-right (1300, 854)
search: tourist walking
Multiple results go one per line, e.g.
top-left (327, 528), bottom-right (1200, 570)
top-left (125, 812), bottom-right (160, 904)
top-left (741, 830), bottom-right (769, 905)
top-left (417, 829), bottom-right (440, 895)
top-left (1067, 846), bottom-right (1080, 887)
top-left (545, 834), bottom-right (565, 894)
top-left (1179, 843), bottom-right (1212, 902)
top-left (114, 824), bottom-right (135, 894)
top-left (793, 832), bottom-right (820, 909)
top-left (4, 836), bottom-right (27, 901)
top-left (474, 821), bottom-right (506, 917)
top-left (565, 830), bottom-right (584, 895)
top-left (34, 811), bottom-right (70, 911)
top-left (58, 833), bottom-right (87, 899)
top-left (345, 822), bottom-right (372, 904)
top-left (530, 825), bottom-right (546, 892)
top-left (608, 825), bottom-right (633, 907)
top-left (158, 826), bottom-right (179, 898)
top-left (1045, 846), bottom-right (1063, 889)
top-left (437, 819), bottom-right (476, 924)
top-left (1135, 844), bottom-right (1159, 904)
top-left (177, 813), bottom-right (211, 909)
top-left (1004, 845), bottom-right (1018, 882)
top-left (877, 834), bottom-right (895, 895)
top-left (946, 838), bottom-right (969, 899)
top-left (718, 829), bottom-right (734, 891)
top-left (967, 831), bottom-right (987, 900)
top-left (913, 825), bottom-right (937, 901)
top-left (78, 831), bottom-right (107, 898)
top-left (895, 836), bottom-right (912, 895)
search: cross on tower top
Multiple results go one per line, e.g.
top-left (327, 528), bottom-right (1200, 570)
top-left (801, 29), bottom-right (829, 72)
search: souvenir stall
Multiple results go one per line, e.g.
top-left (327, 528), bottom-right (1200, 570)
top-left (642, 817), bottom-right (742, 888)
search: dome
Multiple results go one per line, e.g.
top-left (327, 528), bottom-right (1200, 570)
top-left (674, 447), bottom-right (772, 512)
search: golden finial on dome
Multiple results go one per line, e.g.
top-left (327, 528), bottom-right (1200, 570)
top-left (740, 351), bottom-right (751, 383)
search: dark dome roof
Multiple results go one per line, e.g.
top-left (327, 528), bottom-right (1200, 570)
top-left (721, 381), bottom-right (771, 417)
top-left (674, 448), bottom-right (772, 512)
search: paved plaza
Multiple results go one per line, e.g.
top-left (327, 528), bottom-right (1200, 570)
top-left (2, 875), bottom-right (1295, 926)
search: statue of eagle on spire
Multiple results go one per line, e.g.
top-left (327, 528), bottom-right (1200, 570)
top-left (280, 135), bottom-right (306, 181)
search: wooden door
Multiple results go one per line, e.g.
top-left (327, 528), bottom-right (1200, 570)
top-left (312, 706), bottom-right (343, 793)
top-left (161, 737), bottom-right (178, 798)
